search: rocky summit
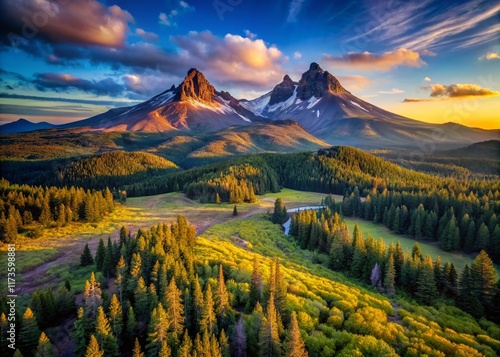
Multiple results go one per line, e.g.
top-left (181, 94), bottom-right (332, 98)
top-left (296, 62), bottom-right (346, 100)
top-left (269, 75), bottom-right (297, 105)
top-left (174, 68), bottom-right (215, 103)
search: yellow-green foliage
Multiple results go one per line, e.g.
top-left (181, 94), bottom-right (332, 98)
top-left (198, 217), bottom-right (500, 357)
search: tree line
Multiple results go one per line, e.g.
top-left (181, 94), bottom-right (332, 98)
top-left (0, 179), bottom-right (115, 243)
top-left (285, 201), bottom-right (499, 321)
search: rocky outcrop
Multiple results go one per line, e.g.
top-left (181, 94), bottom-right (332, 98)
top-left (269, 75), bottom-right (296, 105)
top-left (296, 62), bottom-right (346, 100)
top-left (175, 68), bottom-right (215, 103)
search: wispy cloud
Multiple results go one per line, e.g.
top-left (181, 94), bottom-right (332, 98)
top-left (0, 93), bottom-right (140, 106)
top-left (337, 75), bottom-right (371, 91)
top-left (323, 48), bottom-right (425, 71)
top-left (346, 0), bottom-right (500, 51)
top-left (287, 0), bottom-right (306, 22)
top-left (379, 88), bottom-right (405, 94)
top-left (294, 51), bottom-right (302, 59)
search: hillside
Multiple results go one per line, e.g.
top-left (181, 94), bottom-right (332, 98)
top-left (0, 118), bottom-right (56, 134)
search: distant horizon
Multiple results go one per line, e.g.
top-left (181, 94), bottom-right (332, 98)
top-left (1, 0), bottom-right (499, 129)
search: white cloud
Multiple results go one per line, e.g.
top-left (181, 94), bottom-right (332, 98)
top-left (294, 51), bottom-right (302, 59)
top-left (158, 1), bottom-right (194, 27)
top-left (244, 30), bottom-right (257, 39)
top-left (135, 28), bottom-right (159, 41)
top-left (159, 12), bottom-right (171, 26)
top-left (424, 77), bottom-right (432, 82)
top-left (170, 31), bottom-right (285, 89)
top-left (379, 88), bottom-right (405, 94)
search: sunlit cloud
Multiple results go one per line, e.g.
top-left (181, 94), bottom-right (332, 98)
top-left (428, 83), bottom-right (500, 98)
top-left (379, 88), bottom-right (405, 94)
top-left (424, 77), bottom-right (432, 82)
top-left (479, 52), bottom-right (500, 60)
top-left (135, 28), bottom-right (159, 42)
top-left (337, 75), bottom-right (371, 91)
top-left (1, 0), bottom-right (133, 47)
top-left (322, 48), bottom-right (425, 71)
top-left (170, 31), bottom-right (285, 88)
top-left (404, 83), bottom-right (500, 102)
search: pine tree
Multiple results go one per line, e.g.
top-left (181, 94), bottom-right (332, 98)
top-left (201, 284), bottom-right (217, 335)
top-left (384, 253), bottom-right (396, 297)
top-left (285, 311), bottom-right (307, 357)
top-left (19, 307), bottom-right (41, 356)
top-left (95, 306), bottom-right (118, 356)
top-left (134, 277), bottom-right (149, 323)
top-left (246, 256), bottom-right (263, 313)
top-left (475, 223), bottom-right (491, 252)
top-left (95, 238), bottom-right (106, 271)
top-left (470, 250), bottom-right (497, 305)
top-left (126, 306), bottom-right (137, 339)
top-left (132, 338), bottom-right (144, 357)
top-left (464, 221), bottom-right (476, 253)
top-left (457, 265), bottom-right (484, 318)
top-left (73, 307), bottom-right (88, 357)
top-left (412, 242), bottom-right (422, 261)
top-left (165, 278), bottom-right (184, 338)
top-left (273, 258), bottom-right (287, 315)
top-left (84, 272), bottom-right (102, 320)
top-left (271, 198), bottom-right (287, 224)
top-left (85, 335), bottom-right (104, 357)
top-left (158, 341), bottom-right (172, 357)
top-left (216, 264), bottom-right (230, 318)
top-left (415, 256), bottom-right (439, 305)
top-left (115, 256), bottom-right (127, 303)
top-left (220, 329), bottom-right (230, 357)
top-left (178, 331), bottom-right (193, 357)
top-left (102, 238), bottom-right (115, 278)
top-left (34, 332), bottom-right (56, 357)
top-left (80, 244), bottom-right (94, 267)
top-left (108, 294), bottom-right (123, 339)
top-left (146, 303), bottom-right (170, 356)
top-left (258, 293), bottom-right (282, 357)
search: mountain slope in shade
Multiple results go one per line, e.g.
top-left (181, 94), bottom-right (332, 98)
top-left (63, 69), bottom-right (260, 133)
top-left (0, 118), bottom-right (56, 134)
top-left (440, 139), bottom-right (500, 159)
top-left (187, 120), bottom-right (330, 159)
top-left (242, 63), bottom-right (500, 148)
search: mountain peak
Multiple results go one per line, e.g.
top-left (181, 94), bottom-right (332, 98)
top-left (297, 62), bottom-right (346, 100)
top-left (269, 74), bottom-right (297, 105)
top-left (175, 68), bottom-right (215, 103)
top-left (309, 62), bottom-right (323, 71)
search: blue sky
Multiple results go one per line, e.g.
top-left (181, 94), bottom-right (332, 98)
top-left (0, 0), bottom-right (499, 128)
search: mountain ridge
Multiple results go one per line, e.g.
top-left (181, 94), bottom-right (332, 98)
top-left (3, 63), bottom-right (499, 149)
